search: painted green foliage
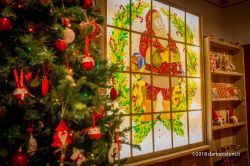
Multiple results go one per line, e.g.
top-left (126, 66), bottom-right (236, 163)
top-left (108, 2), bottom-right (199, 145)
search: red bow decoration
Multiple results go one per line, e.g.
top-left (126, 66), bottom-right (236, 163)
top-left (41, 63), bottom-right (49, 97)
top-left (13, 68), bottom-right (33, 104)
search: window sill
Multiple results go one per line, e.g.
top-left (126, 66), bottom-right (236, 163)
top-left (123, 145), bottom-right (211, 166)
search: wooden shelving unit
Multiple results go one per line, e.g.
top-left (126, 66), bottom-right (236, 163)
top-left (204, 37), bottom-right (249, 166)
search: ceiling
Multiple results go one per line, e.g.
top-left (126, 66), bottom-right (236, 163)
top-left (205, 0), bottom-right (248, 8)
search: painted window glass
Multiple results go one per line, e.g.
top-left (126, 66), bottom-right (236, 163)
top-left (107, 0), bottom-right (202, 158)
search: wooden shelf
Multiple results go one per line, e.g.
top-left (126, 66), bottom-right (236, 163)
top-left (210, 39), bottom-right (243, 51)
top-left (212, 98), bottom-right (241, 102)
top-left (212, 122), bottom-right (246, 131)
top-left (211, 70), bottom-right (243, 77)
top-left (213, 148), bottom-right (248, 162)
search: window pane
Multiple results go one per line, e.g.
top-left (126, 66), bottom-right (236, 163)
top-left (152, 1), bottom-right (169, 39)
top-left (120, 116), bottom-right (131, 158)
top-left (170, 7), bottom-right (185, 42)
top-left (113, 73), bottom-right (130, 114)
top-left (131, 33), bottom-right (149, 73)
top-left (171, 77), bottom-right (187, 111)
top-left (152, 75), bottom-right (170, 112)
top-left (188, 78), bottom-right (202, 110)
top-left (187, 45), bottom-right (200, 77)
top-left (131, 74), bottom-right (150, 114)
top-left (132, 115), bottom-right (153, 156)
top-left (173, 112), bottom-right (188, 147)
top-left (189, 111), bottom-right (203, 144)
top-left (131, 0), bottom-right (151, 33)
top-left (107, 27), bottom-right (130, 71)
top-left (186, 13), bottom-right (200, 45)
top-left (107, 0), bottom-right (130, 29)
top-left (170, 43), bottom-right (186, 76)
top-left (154, 113), bottom-right (172, 151)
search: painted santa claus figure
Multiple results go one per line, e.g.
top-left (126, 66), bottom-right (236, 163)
top-left (139, 9), bottom-right (183, 121)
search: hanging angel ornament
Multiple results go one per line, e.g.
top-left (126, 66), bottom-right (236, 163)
top-left (26, 127), bottom-right (37, 156)
top-left (108, 129), bottom-right (121, 164)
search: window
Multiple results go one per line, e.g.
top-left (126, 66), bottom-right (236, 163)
top-left (106, 0), bottom-right (203, 159)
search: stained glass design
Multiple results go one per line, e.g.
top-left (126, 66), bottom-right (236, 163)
top-left (170, 7), bottom-right (185, 42)
top-left (113, 73), bottom-right (130, 114)
top-left (189, 111), bottom-right (202, 144)
top-left (131, 0), bottom-right (151, 33)
top-left (173, 112), bottom-right (188, 147)
top-left (131, 74), bottom-right (150, 114)
top-left (187, 46), bottom-right (200, 77)
top-left (188, 78), bottom-right (201, 110)
top-left (154, 113), bottom-right (172, 151)
top-left (171, 77), bottom-right (187, 111)
top-left (152, 76), bottom-right (170, 112)
top-left (170, 43), bottom-right (186, 76)
top-left (107, 27), bottom-right (130, 71)
top-left (107, 0), bottom-right (202, 157)
top-left (131, 33), bottom-right (149, 73)
top-left (107, 0), bottom-right (130, 29)
top-left (152, 1), bottom-right (169, 38)
top-left (132, 115), bottom-right (153, 156)
top-left (120, 116), bottom-right (131, 158)
top-left (186, 13), bottom-right (200, 45)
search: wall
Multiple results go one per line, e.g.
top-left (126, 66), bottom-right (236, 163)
top-left (223, 0), bottom-right (250, 45)
top-left (166, 0), bottom-right (224, 40)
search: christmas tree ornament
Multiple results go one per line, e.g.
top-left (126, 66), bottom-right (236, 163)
top-left (108, 129), bottom-right (121, 164)
top-left (95, 105), bottom-right (105, 119)
top-left (26, 25), bottom-right (34, 33)
top-left (82, 0), bottom-right (92, 9)
top-left (25, 72), bottom-right (32, 81)
top-left (70, 147), bottom-right (87, 166)
top-left (51, 120), bottom-right (72, 147)
top-left (13, 68), bottom-right (33, 103)
top-left (228, 107), bottom-right (238, 124)
top-left (11, 148), bottom-right (29, 166)
top-left (82, 89), bottom-right (90, 98)
top-left (81, 109), bottom-right (101, 139)
top-left (26, 127), bottom-right (37, 156)
top-left (0, 17), bottom-right (12, 31)
top-left (25, 47), bottom-right (32, 53)
top-left (81, 56), bottom-right (95, 70)
top-left (110, 87), bottom-right (118, 100)
top-left (52, 120), bottom-right (72, 166)
top-left (63, 18), bottom-right (71, 27)
top-left (55, 39), bottom-right (67, 52)
top-left (41, 63), bottom-right (49, 96)
top-left (64, 28), bottom-right (75, 44)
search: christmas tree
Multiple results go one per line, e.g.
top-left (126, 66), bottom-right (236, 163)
top-left (0, 0), bottom-right (128, 165)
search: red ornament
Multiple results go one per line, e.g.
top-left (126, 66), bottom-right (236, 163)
top-left (51, 120), bottom-right (72, 147)
top-left (0, 17), bottom-right (12, 31)
top-left (82, 56), bottom-right (95, 70)
top-left (110, 87), bottom-right (118, 100)
top-left (64, 18), bottom-right (71, 27)
top-left (95, 105), bottom-right (105, 119)
top-left (25, 72), bottom-right (32, 81)
top-left (11, 148), bottom-right (29, 166)
top-left (87, 126), bottom-right (101, 139)
top-left (55, 39), bottom-right (67, 52)
top-left (27, 25), bottom-right (34, 33)
top-left (41, 64), bottom-right (49, 96)
top-left (82, 0), bottom-right (92, 9)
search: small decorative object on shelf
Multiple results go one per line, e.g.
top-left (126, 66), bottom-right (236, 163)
top-left (212, 108), bottom-right (225, 126)
top-left (227, 107), bottom-right (238, 124)
top-left (234, 87), bottom-right (243, 100)
top-left (210, 52), bottom-right (217, 72)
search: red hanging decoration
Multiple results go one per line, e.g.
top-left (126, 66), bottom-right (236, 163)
top-left (95, 105), bottom-right (105, 119)
top-left (110, 87), bottom-right (118, 100)
top-left (13, 68), bottom-right (33, 103)
top-left (55, 39), bottom-right (67, 52)
top-left (81, 56), bottom-right (95, 70)
top-left (82, 0), bottom-right (92, 9)
top-left (0, 17), bottom-right (12, 31)
top-left (11, 148), bottom-right (29, 166)
top-left (51, 120), bottom-right (72, 147)
top-left (41, 63), bottom-right (49, 97)
top-left (25, 72), bottom-right (32, 81)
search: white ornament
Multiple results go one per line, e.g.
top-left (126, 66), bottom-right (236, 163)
top-left (70, 147), bottom-right (87, 166)
top-left (27, 135), bottom-right (37, 156)
top-left (108, 142), bottom-right (120, 164)
top-left (64, 28), bottom-right (75, 44)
